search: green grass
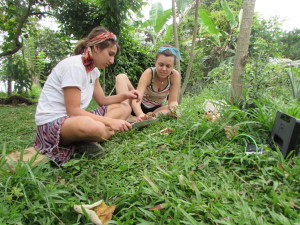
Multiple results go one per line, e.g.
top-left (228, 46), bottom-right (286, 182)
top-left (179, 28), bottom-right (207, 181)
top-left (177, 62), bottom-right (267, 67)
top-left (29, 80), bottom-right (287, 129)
top-left (0, 89), bottom-right (299, 225)
top-left (0, 104), bottom-right (36, 153)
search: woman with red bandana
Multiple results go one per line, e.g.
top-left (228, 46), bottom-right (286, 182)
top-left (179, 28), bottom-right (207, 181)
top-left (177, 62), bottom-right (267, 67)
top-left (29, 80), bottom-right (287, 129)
top-left (116, 46), bottom-right (181, 122)
top-left (34, 26), bottom-right (141, 165)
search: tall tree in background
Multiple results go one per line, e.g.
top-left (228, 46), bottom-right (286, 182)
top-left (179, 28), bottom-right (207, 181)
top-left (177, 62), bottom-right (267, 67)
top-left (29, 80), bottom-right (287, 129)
top-left (230, 0), bottom-right (256, 104)
top-left (172, 0), bottom-right (181, 102)
top-left (179, 0), bottom-right (200, 102)
top-left (0, 0), bottom-right (53, 95)
top-left (172, 0), bottom-right (197, 103)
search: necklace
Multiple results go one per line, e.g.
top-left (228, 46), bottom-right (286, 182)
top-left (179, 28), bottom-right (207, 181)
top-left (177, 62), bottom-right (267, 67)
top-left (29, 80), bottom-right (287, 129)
top-left (158, 79), bottom-right (166, 84)
top-left (87, 71), bottom-right (92, 83)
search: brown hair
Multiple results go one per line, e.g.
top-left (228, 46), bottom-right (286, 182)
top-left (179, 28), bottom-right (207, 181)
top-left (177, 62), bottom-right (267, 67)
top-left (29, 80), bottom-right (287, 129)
top-left (155, 44), bottom-right (176, 65)
top-left (74, 26), bottom-right (120, 55)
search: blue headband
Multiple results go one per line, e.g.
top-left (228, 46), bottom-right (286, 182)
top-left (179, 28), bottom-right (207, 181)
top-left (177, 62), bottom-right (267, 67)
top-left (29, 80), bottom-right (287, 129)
top-left (157, 47), bottom-right (182, 61)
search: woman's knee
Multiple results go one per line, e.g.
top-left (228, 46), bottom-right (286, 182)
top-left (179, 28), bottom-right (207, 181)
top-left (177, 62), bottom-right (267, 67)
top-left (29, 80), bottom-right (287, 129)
top-left (60, 117), bottom-right (113, 145)
top-left (80, 118), bottom-right (113, 139)
top-left (116, 73), bottom-right (134, 92)
top-left (64, 117), bottom-right (112, 140)
top-left (119, 102), bottom-right (132, 117)
top-left (115, 73), bottom-right (128, 83)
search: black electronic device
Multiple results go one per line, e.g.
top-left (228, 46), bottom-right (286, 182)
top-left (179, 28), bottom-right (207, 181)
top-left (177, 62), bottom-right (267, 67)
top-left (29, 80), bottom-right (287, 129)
top-left (270, 111), bottom-right (300, 157)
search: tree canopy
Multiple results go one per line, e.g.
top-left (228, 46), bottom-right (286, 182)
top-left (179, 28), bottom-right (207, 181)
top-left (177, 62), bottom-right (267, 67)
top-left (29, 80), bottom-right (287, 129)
top-left (50, 0), bottom-right (146, 39)
top-left (0, 0), bottom-right (52, 58)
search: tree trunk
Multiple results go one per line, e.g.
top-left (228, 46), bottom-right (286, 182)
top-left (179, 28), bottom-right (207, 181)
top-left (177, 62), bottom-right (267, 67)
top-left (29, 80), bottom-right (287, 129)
top-left (230, 0), bottom-right (256, 104)
top-left (172, 0), bottom-right (182, 103)
top-left (7, 56), bottom-right (13, 97)
top-left (7, 76), bottom-right (13, 97)
top-left (179, 0), bottom-right (200, 102)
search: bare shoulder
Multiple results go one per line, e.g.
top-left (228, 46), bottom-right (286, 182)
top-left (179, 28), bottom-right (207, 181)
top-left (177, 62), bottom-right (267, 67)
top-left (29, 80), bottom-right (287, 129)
top-left (138, 68), bottom-right (153, 87)
top-left (170, 69), bottom-right (180, 81)
top-left (143, 68), bottom-right (152, 76)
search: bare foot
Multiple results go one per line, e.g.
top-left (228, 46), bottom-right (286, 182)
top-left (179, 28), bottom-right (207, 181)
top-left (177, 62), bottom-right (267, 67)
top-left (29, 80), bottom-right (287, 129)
top-left (127, 115), bottom-right (138, 123)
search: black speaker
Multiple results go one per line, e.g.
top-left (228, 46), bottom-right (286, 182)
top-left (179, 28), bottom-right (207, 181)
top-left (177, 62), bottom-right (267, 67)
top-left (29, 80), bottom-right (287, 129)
top-left (270, 111), bottom-right (300, 157)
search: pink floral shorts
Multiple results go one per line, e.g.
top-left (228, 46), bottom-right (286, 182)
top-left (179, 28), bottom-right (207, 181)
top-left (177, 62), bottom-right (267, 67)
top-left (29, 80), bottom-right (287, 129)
top-left (34, 106), bottom-right (107, 165)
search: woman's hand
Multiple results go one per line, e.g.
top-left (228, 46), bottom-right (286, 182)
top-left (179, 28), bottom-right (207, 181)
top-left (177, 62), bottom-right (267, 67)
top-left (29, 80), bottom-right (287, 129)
top-left (137, 113), bottom-right (146, 122)
top-left (169, 104), bottom-right (180, 118)
top-left (137, 112), bottom-right (156, 121)
top-left (125, 90), bottom-right (142, 101)
top-left (107, 119), bottom-right (132, 132)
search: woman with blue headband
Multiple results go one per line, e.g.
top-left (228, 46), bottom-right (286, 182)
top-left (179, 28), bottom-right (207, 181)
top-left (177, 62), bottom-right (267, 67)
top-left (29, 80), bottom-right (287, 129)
top-left (116, 45), bottom-right (180, 121)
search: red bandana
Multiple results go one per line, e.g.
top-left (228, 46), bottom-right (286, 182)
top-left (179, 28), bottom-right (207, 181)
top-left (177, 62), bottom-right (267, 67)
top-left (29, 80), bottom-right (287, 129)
top-left (81, 32), bottom-right (116, 72)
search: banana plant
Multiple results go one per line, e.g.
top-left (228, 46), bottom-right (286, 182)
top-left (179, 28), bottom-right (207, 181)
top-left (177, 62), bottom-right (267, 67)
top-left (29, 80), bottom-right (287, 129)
top-left (140, 2), bottom-right (172, 45)
top-left (198, 9), bottom-right (222, 46)
top-left (196, 0), bottom-right (242, 65)
top-left (137, 1), bottom-right (195, 45)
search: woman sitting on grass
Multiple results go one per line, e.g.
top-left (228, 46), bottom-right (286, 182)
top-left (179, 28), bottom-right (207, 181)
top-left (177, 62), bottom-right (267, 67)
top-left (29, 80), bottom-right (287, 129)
top-left (34, 26), bottom-right (141, 165)
top-left (115, 45), bottom-right (181, 122)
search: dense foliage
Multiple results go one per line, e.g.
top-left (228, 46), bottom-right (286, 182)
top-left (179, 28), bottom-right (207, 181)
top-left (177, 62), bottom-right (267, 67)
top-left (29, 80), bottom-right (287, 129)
top-left (106, 32), bottom-right (154, 92)
top-left (1, 0), bottom-right (299, 98)
top-left (1, 54), bottom-right (31, 94)
top-left (50, 0), bottom-right (146, 38)
top-left (281, 28), bottom-right (300, 60)
top-left (30, 28), bottom-right (73, 77)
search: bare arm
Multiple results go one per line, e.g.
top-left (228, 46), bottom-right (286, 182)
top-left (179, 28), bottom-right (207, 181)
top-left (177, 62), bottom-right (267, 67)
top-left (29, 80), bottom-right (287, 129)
top-left (131, 68), bottom-right (152, 117)
top-left (64, 86), bottom-right (117, 127)
top-left (168, 70), bottom-right (180, 110)
top-left (93, 79), bottom-right (140, 106)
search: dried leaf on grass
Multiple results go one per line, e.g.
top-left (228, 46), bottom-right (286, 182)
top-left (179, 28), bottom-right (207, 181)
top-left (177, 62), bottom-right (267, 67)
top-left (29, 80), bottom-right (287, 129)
top-left (224, 125), bottom-right (240, 139)
top-left (160, 127), bottom-right (173, 135)
top-left (92, 201), bottom-right (116, 224)
top-left (150, 202), bottom-right (169, 210)
top-left (290, 200), bottom-right (300, 210)
top-left (74, 200), bottom-right (116, 225)
top-left (277, 163), bottom-right (285, 170)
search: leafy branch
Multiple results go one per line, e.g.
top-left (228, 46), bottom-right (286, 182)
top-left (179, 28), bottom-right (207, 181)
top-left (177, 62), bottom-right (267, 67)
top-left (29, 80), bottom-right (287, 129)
top-left (0, 0), bottom-right (49, 58)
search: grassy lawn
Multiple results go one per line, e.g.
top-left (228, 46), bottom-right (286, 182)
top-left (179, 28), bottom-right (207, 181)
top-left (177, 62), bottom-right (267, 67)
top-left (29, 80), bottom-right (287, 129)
top-left (0, 89), bottom-right (299, 224)
top-left (0, 104), bottom-right (36, 152)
